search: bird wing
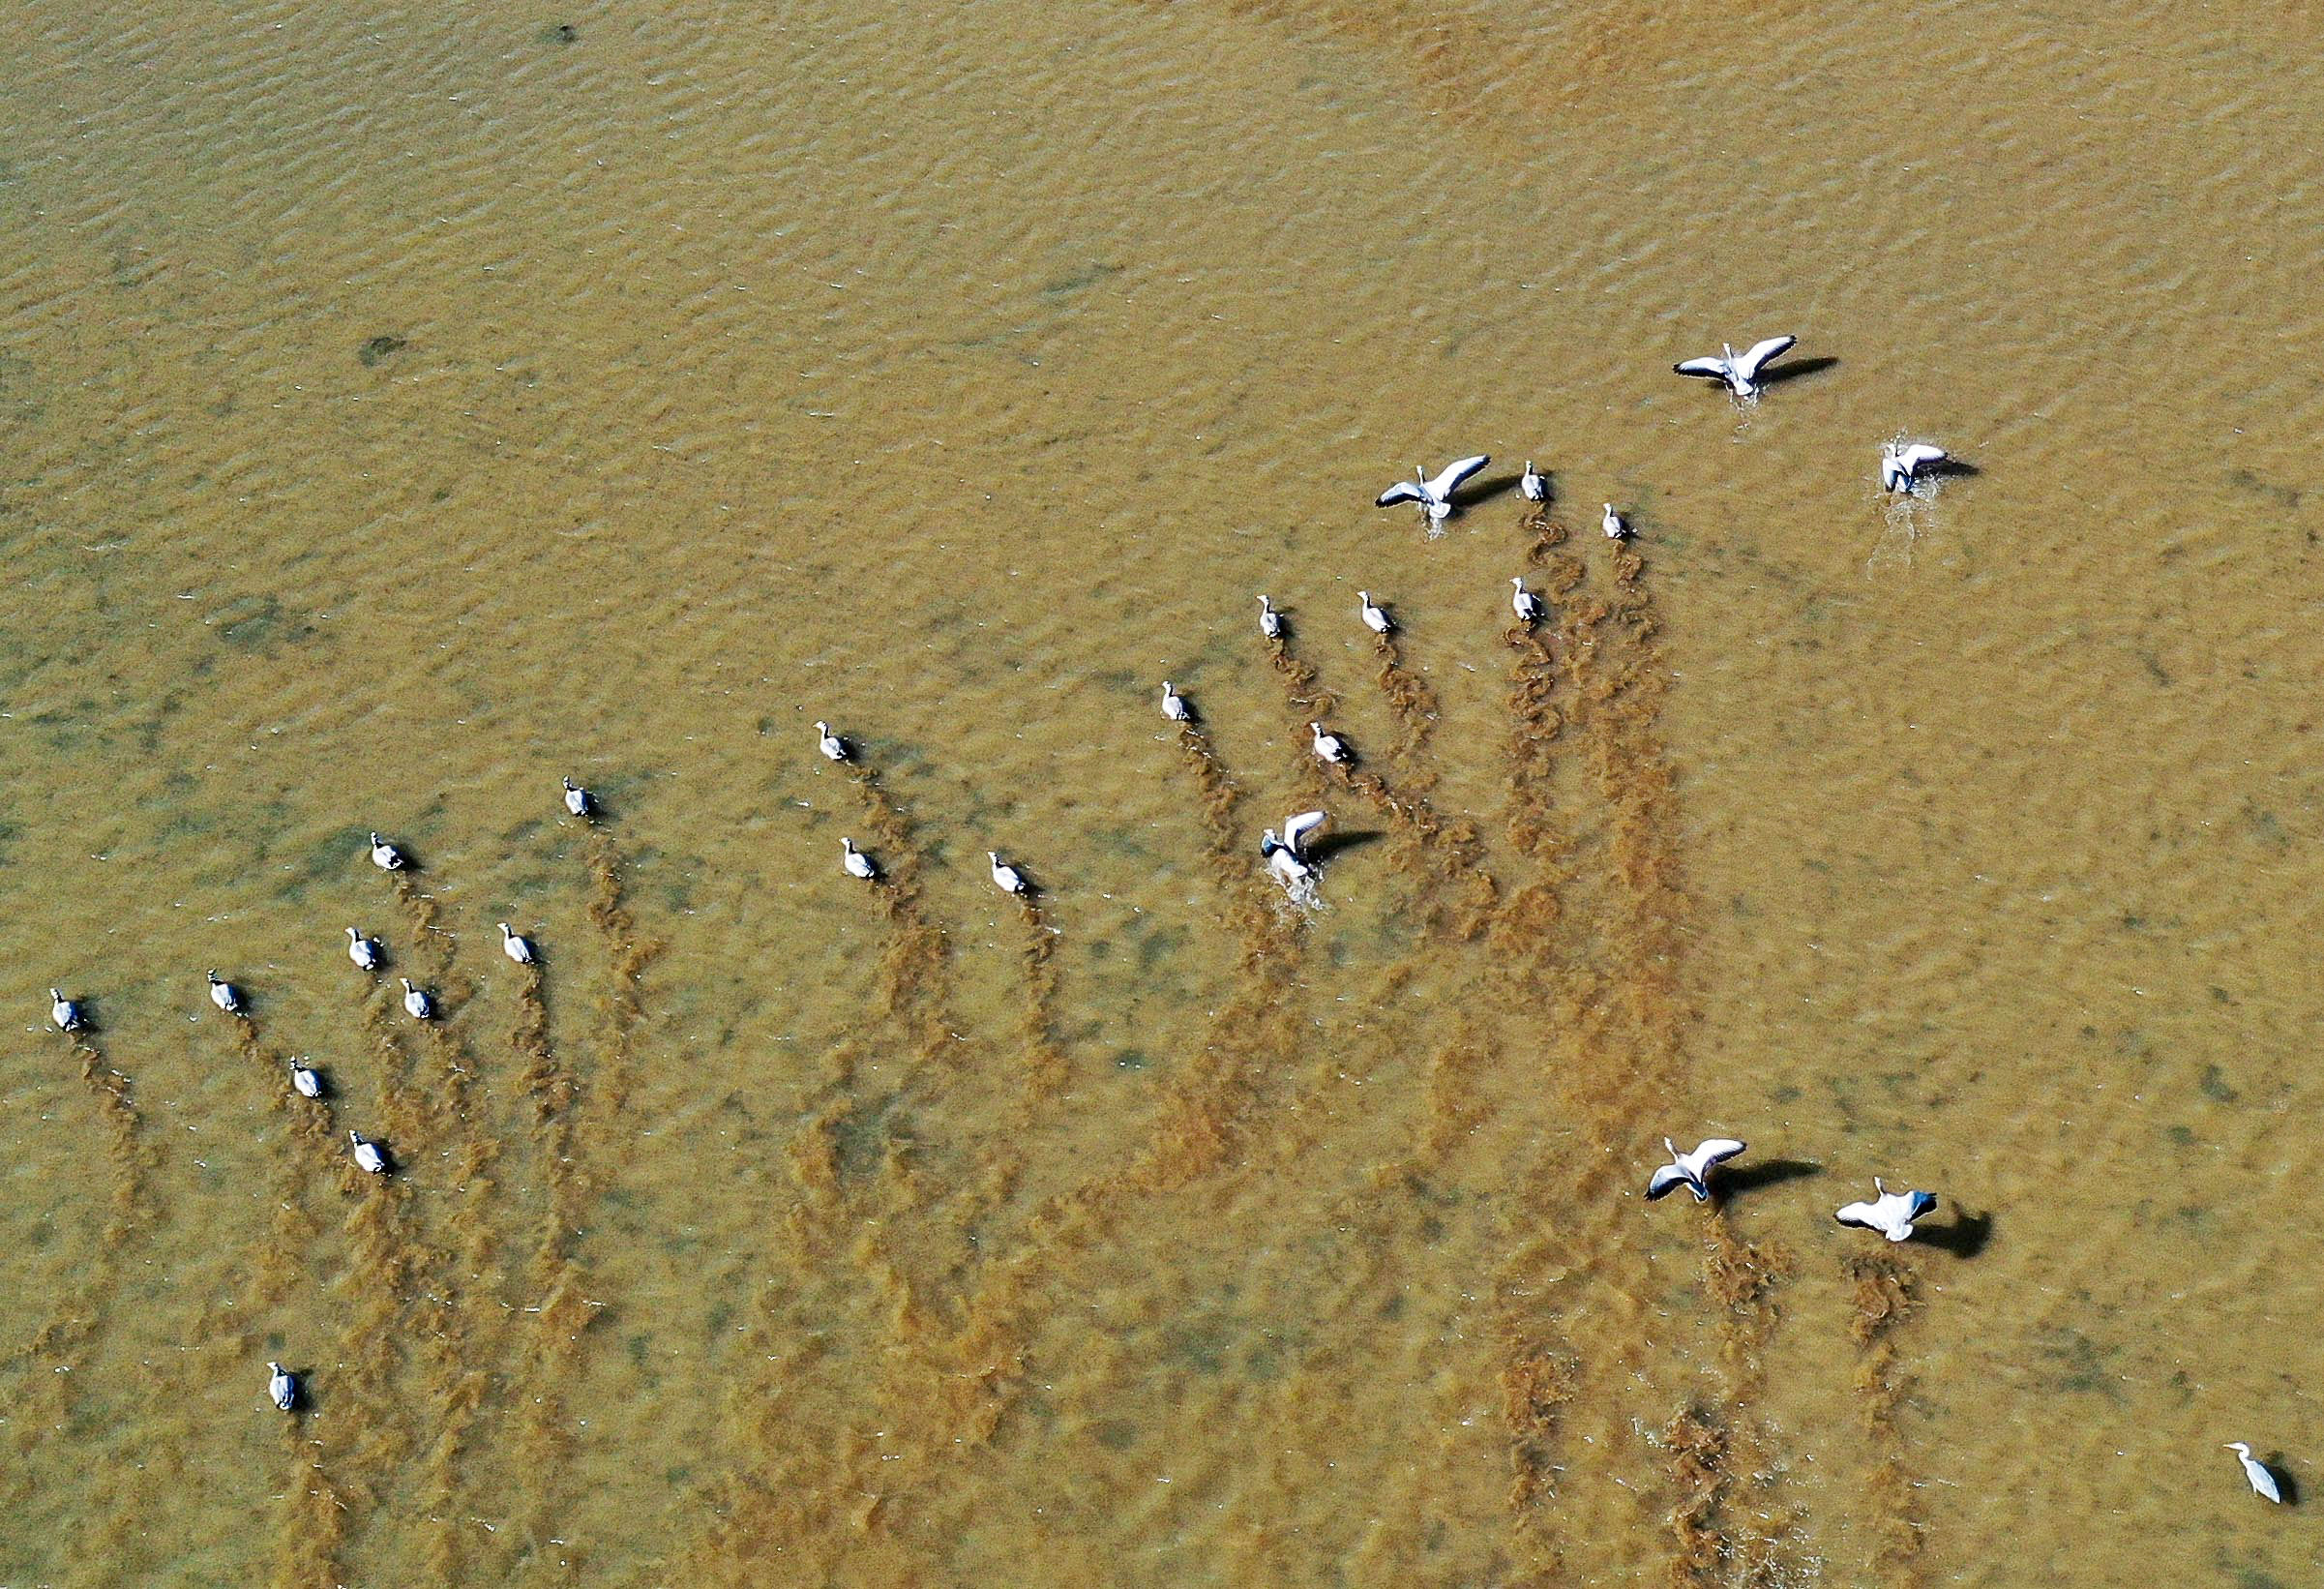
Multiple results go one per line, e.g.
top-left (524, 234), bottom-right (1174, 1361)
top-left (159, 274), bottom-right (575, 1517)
top-left (1695, 1139), bottom-right (1746, 1167)
top-left (1735, 335), bottom-right (1797, 378)
top-left (1898, 444), bottom-right (1948, 470)
top-left (1375, 480), bottom-right (1425, 508)
top-left (1423, 454), bottom-right (1490, 501)
top-left (1282, 810), bottom-right (1327, 855)
top-left (1646, 1163), bottom-right (1691, 1201)
top-left (1833, 1202), bottom-right (1881, 1231)
top-left (1673, 357), bottom-right (1729, 378)
top-left (1903, 1190), bottom-right (1937, 1222)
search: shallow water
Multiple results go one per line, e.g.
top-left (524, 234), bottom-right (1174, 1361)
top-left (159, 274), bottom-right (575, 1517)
top-left (4, 0), bottom-right (2324, 1583)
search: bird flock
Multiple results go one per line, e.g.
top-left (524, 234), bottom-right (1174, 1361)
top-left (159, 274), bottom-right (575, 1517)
top-left (43, 777), bottom-right (600, 1424)
top-left (32, 334), bottom-right (2274, 1510)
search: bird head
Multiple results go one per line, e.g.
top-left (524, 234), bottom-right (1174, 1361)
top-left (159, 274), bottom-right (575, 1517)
top-left (2227, 1442), bottom-right (2253, 1456)
top-left (1663, 1136), bottom-right (1679, 1157)
top-left (1872, 1176), bottom-right (1888, 1196)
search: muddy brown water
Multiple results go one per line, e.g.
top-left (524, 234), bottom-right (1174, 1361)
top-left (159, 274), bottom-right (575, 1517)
top-left (3, 2), bottom-right (2323, 1584)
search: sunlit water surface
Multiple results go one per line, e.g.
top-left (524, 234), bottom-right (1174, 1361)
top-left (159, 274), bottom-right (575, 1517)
top-left (4, 2), bottom-right (2324, 1584)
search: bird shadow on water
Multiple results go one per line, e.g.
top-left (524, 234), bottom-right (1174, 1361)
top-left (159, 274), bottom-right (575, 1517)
top-left (1461, 470), bottom-right (1531, 506)
top-left (2264, 1457), bottom-right (2301, 1505)
top-left (1758, 354), bottom-right (1839, 389)
top-left (1305, 829), bottom-right (1385, 865)
top-left (1917, 1208), bottom-right (1994, 1258)
top-left (1716, 1156), bottom-right (1821, 1199)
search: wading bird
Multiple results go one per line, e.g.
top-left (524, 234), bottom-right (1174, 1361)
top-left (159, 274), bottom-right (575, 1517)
top-left (1602, 503), bottom-right (1630, 541)
top-left (1646, 1137), bottom-right (1747, 1203)
top-left (1674, 335), bottom-right (1797, 400)
top-left (289, 1058), bottom-right (323, 1099)
top-left (348, 1131), bottom-right (389, 1174)
top-left (268, 1363), bottom-right (298, 1412)
top-left (2225, 1442), bottom-right (2284, 1503)
top-left (345, 928), bottom-right (380, 973)
top-left (988, 852), bottom-right (1028, 896)
top-left (1258, 595), bottom-right (1282, 641)
top-left (1374, 454), bottom-right (1490, 528)
top-left (499, 923), bottom-right (535, 966)
top-left (815, 722), bottom-right (849, 763)
top-left (1519, 461), bottom-right (1546, 503)
top-left (841, 837), bottom-right (878, 881)
top-left (207, 971), bottom-right (240, 1014)
top-left (1261, 809), bottom-right (1328, 887)
top-left (1309, 722), bottom-right (1349, 766)
top-left (369, 832), bottom-right (405, 871)
top-left (563, 777), bottom-right (595, 818)
top-left (1511, 577), bottom-right (1545, 624)
top-left (49, 988), bottom-right (82, 1032)
top-left (1834, 1177), bottom-right (1936, 1243)
top-left (1881, 441), bottom-right (1950, 494)
top-left (1161, 681), bottom-right (1190, 724)
top-left (401, 978), bottom-right (434, 1021)
top-left (1358, 591), bottom-right (1393, 635)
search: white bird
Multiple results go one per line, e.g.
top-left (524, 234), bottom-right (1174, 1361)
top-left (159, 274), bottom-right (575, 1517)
top-left (1602, 503), bottom-right (1630, 541)
top-left (207, 971), bottom-right (241, 1014)
top-left (1261, 809), bottom-right (1328, 885)
top-left (1374, 454), bottom-right (1490, 527)
top-left (562, 777), bottom-right (594, 818)
top-left (345, 928), bottom-right (380, 973)
top-left (2225, 1442), bottom-right (2284, 1503)
top-left (1520, 460), bottom-right (1546, 503)
top-left (1258, 595), bottom-right (1282, 641)
top-left (348, 1130), bottom-right (389, 1174)
top-left (1309, 721), bottom-right (1348, 765)
top-left (1358, 591), bottom-right (1393, 635)
top-left (499, 923), bottom-right (535, 965)
top-left (1881, 442), bottom-right (1950, 494)
top-left (1646, 1137), bottom-right (1747, 1203)
top-left (267, 1362), bottom-right (297, 1412)
top-left (369, 832), bottom-right (405, 871)
top-left (1511, 577), bottom-right (1545, 624)
top-left (1674, 335), bottom-right (1797, 400)
top-left (988, 852), bottom-right (1028, 896)
top-left (401, 978), bottom-right (433, 1021)
top-left (289, 1058), bottom-right (323, 1099)
top-left (1161, 681), bottom-right (1190, 724)
top-left (48, 988), bottom-right (82, 1032)
top-left (1834, 1177), bottom-right (1937, 1243)
top-left (815, 721), bottom-right (849, 763)
top-left (841, 837), bottom-right (878, 881)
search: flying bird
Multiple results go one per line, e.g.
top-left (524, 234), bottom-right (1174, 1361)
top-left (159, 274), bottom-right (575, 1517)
top-left (1519, 461), bottom-right (1546, 503)
top-left (1309, 722), bottom-right (1349, 766)
top-left (1881, 442), bottom-right (1950, 494)
top-left (562, 777), bottom-right (595, 818)
top-left (345, 928), bottom-right (381, 973)
top-left (841, 837), bottom-right (878, 881)
top-left (289, 1058), bottom-right (324, 1099)
top-left (1375, 455), bottom-right (1490, 527)
top-left (1161, 681), bottom-right (1190, 724)
top-left (1358, 591), bottom-right (1393, 635)
top-left (1834, 1177), bottom-right (1937, 1243)
top-left (267, 1363), bottom-right (298, 1413)
top-left (499, 923), bottom-right (536, 966)
top-left (988, 852), bottom-right (1028, 896)
top-left (401, 978), bottom-right (434, 1021)
top-left (1674, 335), bottom-right (1798, 400)
top-left (815, 721), bottom-right (849, 763)
top-left (1260, 809), bottom-right (1328, 886)
top-left (1602, 503), bottom-right (1630, 541)
top-left (369, 832), bottom-right (405, 871)
top-left (2225, 1442), bottom-right (2284, 1503)
top-left (1258, 595), bottom-right (1282, 641)
top-left (1646, 1137), bottom-right (1747, 1203)
top-left (348, 1131), bottom-right (390, 1174)
top-left (207, 971), bottom-right (241, 1014)
top-left (1510, 577), bottom-right (1545, 624)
